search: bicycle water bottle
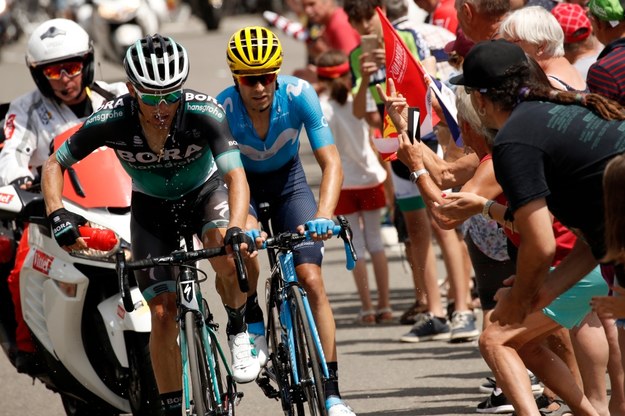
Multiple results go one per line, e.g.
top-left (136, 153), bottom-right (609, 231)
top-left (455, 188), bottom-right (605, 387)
top-left (79, 226), bottom-right (118, 251)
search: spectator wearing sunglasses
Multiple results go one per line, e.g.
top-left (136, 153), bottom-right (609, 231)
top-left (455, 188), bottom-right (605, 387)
top-left (41, 33), bottom-right (262, 415)
top-left (0, 18), bottom-right (127, 376)
top-left (217, 26), bottom-right (356, 416)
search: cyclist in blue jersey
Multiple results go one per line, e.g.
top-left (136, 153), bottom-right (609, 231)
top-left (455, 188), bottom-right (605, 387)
top-left (217, 26), bottom-right (356, 416)
top-left (40, 35), bottom-right (260, 416)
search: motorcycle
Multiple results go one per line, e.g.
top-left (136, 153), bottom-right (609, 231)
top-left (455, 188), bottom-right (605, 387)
top-left (0, 125), bottom-right (160, 416)
top-left (81, 0), bottom-right (159, 63)
top-left (177, 0), bottom-right (222, 31)
top-left (0, 0), bottom-right (22, 59)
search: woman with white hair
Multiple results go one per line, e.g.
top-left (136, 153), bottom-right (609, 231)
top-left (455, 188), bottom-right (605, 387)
top-left (499, 5), bottom-right (587, 91)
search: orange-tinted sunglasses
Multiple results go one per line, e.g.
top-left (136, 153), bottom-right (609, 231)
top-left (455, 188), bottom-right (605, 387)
top-left (42, 61), bottom-right (83, 80)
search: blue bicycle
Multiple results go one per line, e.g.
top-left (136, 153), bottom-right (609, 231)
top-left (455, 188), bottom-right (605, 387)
top-left (255, 204), bottom-right (356, 416)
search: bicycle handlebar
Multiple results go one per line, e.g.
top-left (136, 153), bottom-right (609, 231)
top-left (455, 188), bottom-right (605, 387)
top-left (262, 215), bottom-right (357, 271)
top-left (116, 242), bottom-right (248, 313)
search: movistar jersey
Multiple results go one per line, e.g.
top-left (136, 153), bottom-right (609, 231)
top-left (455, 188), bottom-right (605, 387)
top-left (55, 90), bottom-right (242, 200)
top-left (217, 75), bottom-right (334, 173)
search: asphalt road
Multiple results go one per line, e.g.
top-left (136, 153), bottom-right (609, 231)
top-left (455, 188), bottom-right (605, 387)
top-left (0, 12), bottom-right (491, 415)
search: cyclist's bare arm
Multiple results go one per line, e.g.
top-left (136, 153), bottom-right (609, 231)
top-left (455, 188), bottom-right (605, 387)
top-left (41, 153), bottom-right (65, 216)
top-left (313, 144), bottom-right (343, 220)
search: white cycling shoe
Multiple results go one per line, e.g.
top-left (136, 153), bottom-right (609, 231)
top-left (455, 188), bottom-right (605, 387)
top-left (250, 333), bottom-right (268, 367)
top-left (247, 322), bottom-right (268, 367)
top-left (326, 395), bottom-right (356, 416)
top-left (228, 331), bottom-right (261, 383)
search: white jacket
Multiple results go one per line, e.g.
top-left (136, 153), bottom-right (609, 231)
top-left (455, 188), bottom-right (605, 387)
top-left (0, 81), bottom-right (128, 186)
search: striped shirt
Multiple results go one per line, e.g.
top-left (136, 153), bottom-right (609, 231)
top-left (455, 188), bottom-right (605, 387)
top-left (587, 38), bottom-right (625, 106)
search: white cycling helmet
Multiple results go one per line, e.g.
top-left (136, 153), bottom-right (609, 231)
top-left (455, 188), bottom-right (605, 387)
top-left (26, 18), bottom-right (94, 97)
top-left (124, 34), bottom-right (189, 91)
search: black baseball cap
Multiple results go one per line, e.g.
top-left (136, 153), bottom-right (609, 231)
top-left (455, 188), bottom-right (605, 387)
top-left (449, 39), bottom-right (528, 89)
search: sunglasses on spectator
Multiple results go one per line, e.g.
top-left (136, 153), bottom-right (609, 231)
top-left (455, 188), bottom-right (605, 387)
top-left (43, 61), bottom-right (83, 80)
top-left (135, 88), bottom-right (183, 106)
top-left (236, 73), bottom-right (277, 87)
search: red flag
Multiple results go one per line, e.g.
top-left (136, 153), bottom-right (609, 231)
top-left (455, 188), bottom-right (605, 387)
top-left (376, 7), bottom-right (438, 145)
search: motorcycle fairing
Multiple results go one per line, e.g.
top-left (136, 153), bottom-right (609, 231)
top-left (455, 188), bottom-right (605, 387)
top-left (53, 123), bottom-right (131, 209)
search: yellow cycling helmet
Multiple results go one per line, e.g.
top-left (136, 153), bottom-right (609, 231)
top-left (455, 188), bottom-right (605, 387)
top-left (227, 26), bottom-right (283, 75)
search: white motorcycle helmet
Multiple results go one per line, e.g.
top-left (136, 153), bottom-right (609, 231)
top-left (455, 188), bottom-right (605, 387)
top-left (123, 34), bottom-right (189, 91)
top-left (26, 18), bottom-right (95, 98)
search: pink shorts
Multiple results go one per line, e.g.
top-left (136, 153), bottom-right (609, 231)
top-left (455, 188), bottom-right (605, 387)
top-left (334, 183), bottom-right (386, 215)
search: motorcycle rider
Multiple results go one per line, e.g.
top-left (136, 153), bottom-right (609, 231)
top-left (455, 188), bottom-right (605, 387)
top-left (41, 34), bottom-right (260, 416)
top-left (0, 18), bottom-right (127, 375)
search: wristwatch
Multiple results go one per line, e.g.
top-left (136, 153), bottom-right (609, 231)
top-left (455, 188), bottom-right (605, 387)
top-left (482, 199), bottom-right (495, 220)
top-left (409, 169), bottom-right (429, 184)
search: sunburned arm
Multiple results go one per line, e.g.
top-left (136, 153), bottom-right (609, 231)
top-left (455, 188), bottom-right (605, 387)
top-left (313, 144), bottom-right (343, 219)
top-left (41, 153), bottom-right (67, 216)
top-left (420, 142), bottom-right (479, 189)
top-left (433, 158), bottom-right (503, 229)
top-left (490, 198), bottom-right (556, 325)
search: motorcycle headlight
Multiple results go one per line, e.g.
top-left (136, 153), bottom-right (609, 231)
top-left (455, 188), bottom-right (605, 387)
top-left (69, 221), bottom-right (130, 262)
top-left (97, 0), bottom-right (141, 22)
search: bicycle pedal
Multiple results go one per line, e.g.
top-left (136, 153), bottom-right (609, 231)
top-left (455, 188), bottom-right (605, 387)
top-left (255, 375), bottom-right (280, 399)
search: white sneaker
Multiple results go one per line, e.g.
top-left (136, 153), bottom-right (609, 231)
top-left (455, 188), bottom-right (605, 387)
top-left (250, 332), bottom-right (268, 367)
top-left (327, 396), bottom-right (356, 416)
top-left (228, 331), bottom-right (261, 383)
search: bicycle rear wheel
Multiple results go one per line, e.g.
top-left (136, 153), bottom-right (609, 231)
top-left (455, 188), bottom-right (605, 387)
top-left (266, 278), bottom-right (296, 415)
top-left (289, 286), bottom-right (327, 416)
top-left (185, 311), bottom-right (217, 415)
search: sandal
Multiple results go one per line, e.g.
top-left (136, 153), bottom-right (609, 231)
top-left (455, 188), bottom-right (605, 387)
top-left (539, 399), bottom-right (573, 416)
top-left (376, 307), bottom-right (394, 324)
top-left (356, 309), bottom-right (376, 325)
top-left (399, 301), bottom-right (429, 325)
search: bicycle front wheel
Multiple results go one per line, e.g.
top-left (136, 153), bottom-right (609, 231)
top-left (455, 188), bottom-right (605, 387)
top-left (267, 278), bottom-right (295, 415)
top-left (289, 286), bottom-right (327, 416)
top-left (185, 311), bottom-right (215, 415)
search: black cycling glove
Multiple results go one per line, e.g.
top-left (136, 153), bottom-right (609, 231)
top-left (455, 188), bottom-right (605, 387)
top-left (224, 226), bottom-right (256, 254)
top-left (48, 208), bottom-right (87, 247)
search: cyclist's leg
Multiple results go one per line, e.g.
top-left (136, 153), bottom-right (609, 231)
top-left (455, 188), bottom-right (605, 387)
top-left (131, 193), bottom-right (184, 415)
top-left (242, 210), bottom-right (268, 366)
top-left (196, 174), bottom-right (260, 383)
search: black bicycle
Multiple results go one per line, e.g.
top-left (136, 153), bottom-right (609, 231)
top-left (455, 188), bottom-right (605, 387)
top-left (255, 204), bottom-right (357, 416)
top-left (116, 232), bottom-right (250, 416)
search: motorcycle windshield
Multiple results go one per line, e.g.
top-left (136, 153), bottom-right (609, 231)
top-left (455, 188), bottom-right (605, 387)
top-left (53, 124), bottom-right (131, 209)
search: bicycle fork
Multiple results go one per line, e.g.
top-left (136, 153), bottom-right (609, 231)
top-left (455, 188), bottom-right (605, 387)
top-left (279, 252), bottom-right (330, 383)
top-left (178, 277), bottom-right (223, 413)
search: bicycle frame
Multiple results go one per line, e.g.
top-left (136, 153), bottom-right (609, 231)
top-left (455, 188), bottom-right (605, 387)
top-left (275, 251), bottom-right (330, 383)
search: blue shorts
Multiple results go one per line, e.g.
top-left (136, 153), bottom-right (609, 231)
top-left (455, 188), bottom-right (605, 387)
top-left (247, 156), bottom-right (324, 267)
top-left (542, 266), bottom-right (608, 329)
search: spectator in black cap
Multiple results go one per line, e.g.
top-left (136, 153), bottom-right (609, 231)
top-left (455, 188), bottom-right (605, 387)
top-left (435, 39), bottom-right (625, 329)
